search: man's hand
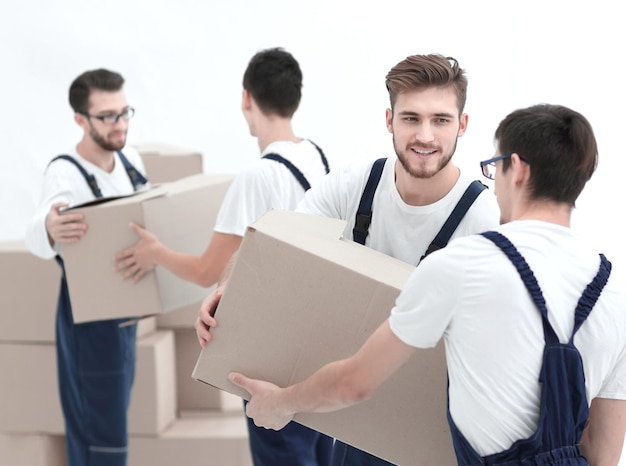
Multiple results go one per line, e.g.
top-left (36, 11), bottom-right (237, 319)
top-left (45, 202), bottom-right (87, 246)
top-left (229, 372), bottom-right (293, 430)
top-left (195, 288), bottom-right (222, 347)
top-left (114, 223), bottom-right (159, 283)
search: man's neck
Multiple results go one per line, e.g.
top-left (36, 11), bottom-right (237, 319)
top-left (256, 117), bottom-right (300, 152)
top-left (394, 160), bottom-right (460, 206)
top-left (511, 201), bottom-right (572, 228)
top-left (76, 139), bottom-right (116, 172)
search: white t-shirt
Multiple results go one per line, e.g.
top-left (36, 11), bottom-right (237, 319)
top-left (214, 139), bottom-right (329, 236)
top-left (25, 146), bottom-right (149, 260)
top-left (389, 220), bottom-right (626, 456)
top-left (297, 157), bottom-right (500, 265)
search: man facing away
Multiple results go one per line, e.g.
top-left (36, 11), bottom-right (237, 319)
top-left (230, 103), bottom-right (626, 465)
top-left (196, 53), bottom-right (501, 465)
top-left (25, 69), bottom-right (149, 466)
top-left (114, 47), bottom-right (333, 466)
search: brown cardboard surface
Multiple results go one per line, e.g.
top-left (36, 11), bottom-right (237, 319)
top-left (0, 343), bottom-right (64, 433)
top-left (128, 330), bottom-right (177, 435)
top-left (0, 433), bottom-right (66, 466)
top-left (0, 241), bottom-right (60, 342)
top-left (60, 173), bottom-right (233, 323)
top-left (0, 331), bottom-right (176, 436)
top-left (173, 328), bottom-right (222, 411)
top-left (134, 143), bottom-right (203, 183)
top-left (129, 414), bottom-right (252, 466)
top-left (192, 210), bottom-right (455, 465)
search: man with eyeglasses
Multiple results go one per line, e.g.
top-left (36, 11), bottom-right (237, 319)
top-left (196, 53), bottom-right (501, 465)
top-left (228, 103), bottom-right (626, 465)
top-left (25, 68), bottom-right (148, 466)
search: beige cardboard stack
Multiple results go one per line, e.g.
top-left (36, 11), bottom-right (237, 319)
top-left (1, 147), bottom-right (252, 466)
top-left (0, 241), bottom-right (64, 466)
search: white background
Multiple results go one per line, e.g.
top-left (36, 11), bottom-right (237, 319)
top-left (0, 0), bottom-right (624, 460)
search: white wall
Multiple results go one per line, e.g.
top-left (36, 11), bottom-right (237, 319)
top-left (1, 0), bottom-right (624, 268)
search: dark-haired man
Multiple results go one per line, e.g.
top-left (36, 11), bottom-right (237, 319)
top-left (25, 68), bottom-right (148, 466)
top-left (114, 47), bottom-right (333, 466)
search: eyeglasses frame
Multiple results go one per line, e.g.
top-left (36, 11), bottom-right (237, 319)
top-left (81, 107), bottom-right (135, 125)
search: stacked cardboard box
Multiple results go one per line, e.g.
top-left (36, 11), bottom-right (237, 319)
top-left (2, 147), bottom-right (252, 466)
top-left (134, 143), bottom-right (204, 184)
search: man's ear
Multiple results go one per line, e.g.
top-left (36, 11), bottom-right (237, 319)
top-left (457, 113), bottom-right (469, 137)
top-left (385, 108), bottom-right (393, 133)
top-left (241, 89), bottom-right (252, 111)
top-left (74, 112), bottom-right (88, 130)
top-left (511, 153), bottom-right (530, 186)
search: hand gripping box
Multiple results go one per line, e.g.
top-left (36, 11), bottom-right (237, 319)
top-left (60, 173), bottom-right (233, 323)
top-left (192, 210), bottom-right (456, 465)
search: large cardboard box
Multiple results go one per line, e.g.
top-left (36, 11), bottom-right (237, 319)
top-left (192, 210), bottom-right (455, 465)
top-left (61, 173), bottom-right (233, 323)
top-left (0, 331), bottom-right (176, 436)
top-left (0, 241), bottom-right (60, 342)
top-left (134, 143), bottom-right (203, 183)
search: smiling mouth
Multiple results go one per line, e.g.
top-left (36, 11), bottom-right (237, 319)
top-left (411, 147), bottom-right (436, 156)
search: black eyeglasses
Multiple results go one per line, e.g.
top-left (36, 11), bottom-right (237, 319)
top-left (479, 154), bottom-right (529, 180)
top-left (82, 107), bottom-right (135, 125)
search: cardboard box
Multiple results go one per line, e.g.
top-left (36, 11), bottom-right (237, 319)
top-left (128, 330), bottom-right (177, 435)
top-left (136, 316), bottom-right (157, 338)
top-left (192, 210), bottom-right (455, 465)
top-left (173, 328), bottom-right (222, 412)
top-left (61, 173), bottom-right (233, 323)
top-left (0, 241), bottom-right (60, 342)
top-left (155, 295), bottom-right (212, 329)
top-left (0, 343), bottom-right (64, 433)
top-left (134, 143), bottom-right (203, 183)
top-left (0, 433), bottom-right (66, 466)
top-left (129, 414), bottom-right (252, 466)
top-left (0, 330), bottom-right (176, 436)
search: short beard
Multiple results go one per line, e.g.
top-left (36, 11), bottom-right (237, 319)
top-left (394, 135), bottom-right (457, 179)
top-left (89, 125), bottom-right (126, 152)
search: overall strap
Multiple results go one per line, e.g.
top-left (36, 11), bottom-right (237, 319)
top-left (481, 231), bottom-right (611, 345)
top-left (420, 180), bottom-right (487, 261)
top-left (49, 155), bottom-right (103, 198)
top-left (481, 230), bottom-right (559, 344)
top-left (307, 139), bottom-right (331, 174)
top-left (353, 157), bottom-right (387, 245)
top-left (262, 153), bottom-right (312, 191)
top-left (571, 254), bottom-right (611, 340)
top-left (117, 150), bottom-right (149, 190)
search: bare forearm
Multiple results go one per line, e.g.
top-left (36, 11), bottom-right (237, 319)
top-left (280, 359), bottom-right (373, 415)
top-left (157, 248), bottom-right (220, 287)
top-left (580, 398), bottom-right (626, 465)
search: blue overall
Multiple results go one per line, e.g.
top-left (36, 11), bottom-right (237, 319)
top-left (447, 231), bottom-right (611, 466)
top-left (244, 399), bottom-right (333, 466)
top-left (51, 152), bottom-right (147, 466)
top-left (246, 141), bottom-right (334, 466)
